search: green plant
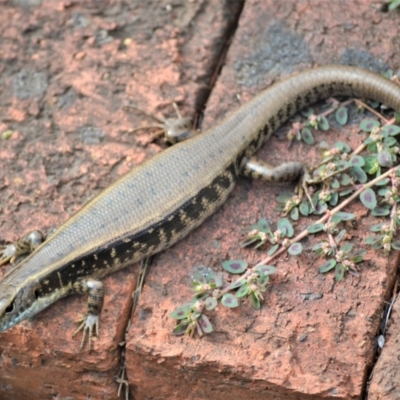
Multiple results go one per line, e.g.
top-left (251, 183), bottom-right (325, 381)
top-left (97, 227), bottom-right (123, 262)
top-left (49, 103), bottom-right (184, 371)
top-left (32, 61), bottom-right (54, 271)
top-left (171, 84), bottom-right (400, 337)
top-left (385, 0), bottom-right (400, 11)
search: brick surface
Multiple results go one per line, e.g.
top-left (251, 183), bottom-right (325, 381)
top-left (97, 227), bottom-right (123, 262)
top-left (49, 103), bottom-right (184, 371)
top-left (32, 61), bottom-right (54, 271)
top-left (0, 0), bottom-right (241, 399)
top-left (1, 0), bottom-right (400, 399)
top-left (126, 0), bottom-right (400, 399)
top-left (368, 296), bottom-right (400, 400)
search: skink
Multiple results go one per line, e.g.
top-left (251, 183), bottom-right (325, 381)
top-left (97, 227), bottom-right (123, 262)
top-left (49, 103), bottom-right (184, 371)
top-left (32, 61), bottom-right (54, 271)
top-left (1, 66), bottom-right (400, 349)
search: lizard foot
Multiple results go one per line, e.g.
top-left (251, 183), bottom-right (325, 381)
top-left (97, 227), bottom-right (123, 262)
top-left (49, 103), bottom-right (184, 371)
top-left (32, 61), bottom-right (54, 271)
top-left (0, 231), bottom-right (44, 266)
top-left (73, 314), bottom-right (99, 352)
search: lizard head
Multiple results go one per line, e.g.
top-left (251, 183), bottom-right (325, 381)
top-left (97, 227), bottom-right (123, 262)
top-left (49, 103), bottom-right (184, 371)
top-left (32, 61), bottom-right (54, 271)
top-left (0, 281), bottom-right (46, 333)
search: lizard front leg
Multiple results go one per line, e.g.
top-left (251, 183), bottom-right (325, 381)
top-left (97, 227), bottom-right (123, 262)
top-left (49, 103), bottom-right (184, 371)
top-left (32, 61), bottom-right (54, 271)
top-left (72, 278), bottom-right (104, 351)
top-left (0, 230), bottom-right (44, 266)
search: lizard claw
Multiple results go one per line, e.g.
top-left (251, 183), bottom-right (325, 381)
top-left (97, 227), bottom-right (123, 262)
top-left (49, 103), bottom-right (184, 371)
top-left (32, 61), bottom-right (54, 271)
top-left (0, 231), bottom-right (44, 267)
top-left (0, 244), bottom-right (18, 266)
top-left (294, 169), bottom-right (316, 211)
top-left (73, 314), bottom-right (99, 352)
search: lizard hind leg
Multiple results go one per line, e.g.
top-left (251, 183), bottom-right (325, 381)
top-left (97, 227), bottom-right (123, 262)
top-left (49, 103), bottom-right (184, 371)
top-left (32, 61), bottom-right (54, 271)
top-left (240, 157), bottom-right (314, 209)
top-left (124, 102), bottom-right (197, 144)
top-left (240, 156), bottom-right (306, 182)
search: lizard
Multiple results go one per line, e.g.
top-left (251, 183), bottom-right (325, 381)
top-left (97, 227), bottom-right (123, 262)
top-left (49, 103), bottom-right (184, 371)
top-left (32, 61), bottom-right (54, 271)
top-left (0, 65), bottom-right (400, 350)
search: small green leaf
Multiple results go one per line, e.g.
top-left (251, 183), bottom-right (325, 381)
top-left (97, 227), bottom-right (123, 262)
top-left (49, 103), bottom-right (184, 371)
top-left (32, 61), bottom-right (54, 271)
top-left (334, 141), bottom-right (351, 153)
top-left (241, 236), bottom-right (259, 248)
top-left (257, 218), bottom-right (270, 233)
top-left (377, 150), bottom-right (393, 168)
top-left (318, 115), bottom-right (330, 131)
top-left (340, 243), bottom-right (353, 253)
top-left (314, 201), bottom-right (328, 215)
top-left (331, 214), bottom-right (342, 224)
top-left (253, 240), bottom-right (267, 250)
top-left (364, 235), bottom-right (383, 245)
top-left (319, 140), bottom-right (330, 150)
top-left (256, 265), bottom-right (277, 276)
top-left (370, 222), bottom-right (386, 232)
top-left (360, 188), bottom-right (377, 210)
top-left (335, 264), bottom-right (345, 281)
top-left (378, 187), bottom-right (391, 196)
top-left (312, 242), bottom-right (324, 251)
top-left (276, 192), bottom-right (294, 203)
top-left (383, 136), bottom-right (397, 147)
top-left (221, 293), bottom-right (239, 308)
top-left (375, 177), bottom-right (390, 186)
top-left (192, 270), bottom-right (207, 284)
top-left (389, 0), bottom-right (400, 10)
top-left (339, 188), bottom-right (353, 197)
top-left (382, 125), bottom-right (400, 136)
top-left (331, 178), bottom-right (340, 189)
top-left (340, 173), bottom-right (352, 185)
top-left (250, 293), bottom-right (261, 310)
top-left (205, 297), bottom-right (218, 310)
top-left (363, 137), bottom-right (375, 145)
top-left (381, 70), bottom-right (393, 79)
top-left (267, 244), bottom-right (279, 256)
top-left (290, 206), bottom-right (299, 221)
top-left (350, 249), bottom-right (366, 263)
top-left (172, 321), bottom-right (189, 336)
top-left (206, 270), bottom-right (223, 287)
top-left (313, 165), bottom-right (326, 179)
top-left (367, 100), bottom-right (380, 109)
top-left (335, 106), bottom-right (348, 126)
top-left (199, 314), bottom-right (213, 333)
top-left (236, 284), bottom-right (250, 298)
top-left (288, 242), bottom-right (303, 255)
top-left (349, 155), bottom-right (365, 167)
top-left (350, 166), bottom-right (367, 183)
top-left (335, 212), bottom-right (356, 221)
top-left (227, 279), bottom-right (246, 290)
top-left (257, 275), bottom-right (270, 287)
top-left (336, 229), bottom-right (346, 243)
top-left (222, 260), bottom-right (248, 274)
top-left (391, 241), bottom-right (400, 250)
top-left (319, 259), bottom-right (337, 273)
top-left (359, 119), bottom-right (380, 132)
top-left (348, 268), bottom-right (360, 278)
top-left (368, 142), bottom-right (379, 155)
top-left (277, 218), bottom-right (294, 237)
top-left (308, 223), bottom-right (325, 233)
top-left (170, 303), bottom-right (193, 320)
top-left (336, 160), bottom-right (350, 169)
top-left (299, 201), bottom-right (310, 216)
top-left (371, 241), bottom-right (384, 250)
top-left (329, 192), bottom-right (339, 206)
top-left (372, 207), bottom-right (390, 217)
top-left (301, 128), bottom-right (315, 145)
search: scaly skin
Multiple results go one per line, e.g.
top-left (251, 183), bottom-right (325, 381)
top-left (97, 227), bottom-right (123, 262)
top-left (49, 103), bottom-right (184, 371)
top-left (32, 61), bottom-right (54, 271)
top-left (1, 66), bottom-right (400, 348)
